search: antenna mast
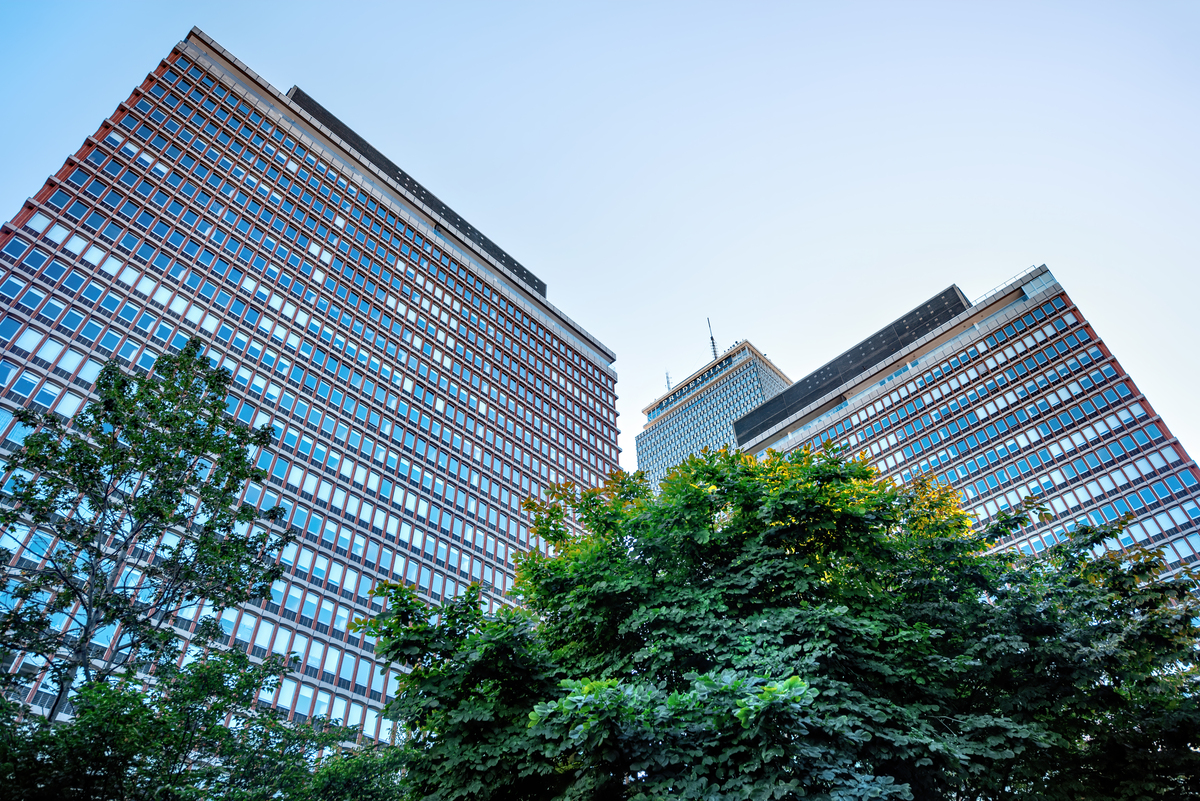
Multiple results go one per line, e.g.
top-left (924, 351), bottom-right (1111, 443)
top-left (707, 318), bottom-right (718, 361)
top-left (665, 371), bottom-right (672, 390)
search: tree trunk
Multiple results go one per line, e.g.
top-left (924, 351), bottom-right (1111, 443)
top-left (46, 661), bottom-right (79, 721)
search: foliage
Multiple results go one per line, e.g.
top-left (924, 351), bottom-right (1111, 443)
top-left (357, 581), bottom-right (567, 800)
top-left (0, 647), bottom-right (353, 801)
top-left (295, 746), bottom-right (406, 801)
top-left (362, 447), bottom-right (1200, 800)
top-left (0, 338), bottom-right (289, 719)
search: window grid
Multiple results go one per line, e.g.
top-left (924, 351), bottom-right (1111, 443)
top-left (0, 42), bottom-right (620, 743)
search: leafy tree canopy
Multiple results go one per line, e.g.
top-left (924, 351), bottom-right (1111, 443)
top-left (0, 648), bottom-right (353, 801)
top-left (0, 338), bottom-right (289, 718)
top-left (363, 448), bottom-right (1200, 800)
top-left (0, 340), bottom-right (375, 799)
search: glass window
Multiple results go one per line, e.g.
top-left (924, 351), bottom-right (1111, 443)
top-left (77, 359), bottom-right (103, 384)
top-left (56, 393), bottom-right (83, 417)
top-left (14, 328), bottom-right (42, 352)
top-left (36, 338), bottom-right (65, 363)
top-left (294, 683), bottom-right (314, 717)
top-left (0, 276), bottom-right (27, 300)
top-left (11, 371), bottom-right (38, 398)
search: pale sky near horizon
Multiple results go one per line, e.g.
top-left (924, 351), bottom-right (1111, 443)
top-left (2, 1), bottom-right (1197, 473)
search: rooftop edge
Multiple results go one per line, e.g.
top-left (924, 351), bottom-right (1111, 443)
top-left (733, 285), bottom-right (972, 445)
top-left (285, 87), bottom-right (547, 299)
top-left (180, 27), bottom-right (620, 368)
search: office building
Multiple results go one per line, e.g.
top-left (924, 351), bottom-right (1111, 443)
top-left (735, 267), bottom-right (1200, 565)
top-left (636, 341), bottom-right (788, 486)
top-left (0, 28), bottom-right (619, 739)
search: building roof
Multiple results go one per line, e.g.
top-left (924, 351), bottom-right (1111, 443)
top-left (733, 285), bottom-right (972, 445)
top-left (641, 340), bottom-right (790, 424)
top-left (286, 88), bottom-right (546, 298)
top-left (182, 27), bottom-right (618, 368)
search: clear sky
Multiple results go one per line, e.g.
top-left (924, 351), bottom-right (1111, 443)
top-left (2, 1), bottom-right (1198, 473)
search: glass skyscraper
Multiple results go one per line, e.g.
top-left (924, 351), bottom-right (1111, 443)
top-left (0, 28), bottom-right (619, 740)
top-left (636, 341), bottom-right (789, 486)
top-left (735, 267), bottom-right (1200, 565)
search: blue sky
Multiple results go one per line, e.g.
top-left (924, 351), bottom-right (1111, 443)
top-left (2, 1), bottom-right (1198, 471)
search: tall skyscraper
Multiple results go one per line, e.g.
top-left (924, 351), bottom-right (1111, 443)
top-left (636, 341), bottom-right (789, 486)
top-left (735, 267), bottom-right (1200, 565)
top-left (0, 28), bottom-right (619, 740)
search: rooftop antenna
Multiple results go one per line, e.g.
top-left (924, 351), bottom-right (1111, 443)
top-left (707, 318), bottom-right (718, 361)
top-left (665, 371), bottom-right (672, 391)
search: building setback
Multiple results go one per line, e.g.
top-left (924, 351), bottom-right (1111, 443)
top-left (0, 29), bottom-right (619, 740)
top-left (636, 341), bottom-right (789, 487)
top-left (735, 266), bottom-right (1200, 564)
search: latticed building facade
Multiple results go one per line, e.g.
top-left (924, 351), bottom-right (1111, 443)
top-left (0, 29), bottom-right (619, 740)
top-left (735, 267), bottom-right (1200, 564)
top-left (636, 341), bottom-right (788, 487)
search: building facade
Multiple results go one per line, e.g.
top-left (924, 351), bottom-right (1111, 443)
top-left (735, 267), bottom-right (1200, 565)
top-left (0, 29), bottom-right (619, 740)
top-left (636, 341), bottom-right (789, 487)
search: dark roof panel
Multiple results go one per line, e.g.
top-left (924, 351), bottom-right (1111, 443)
top-left (734, 285), bottom-right (971, 446)
top-left (287, 86), bottom-right (547, 298)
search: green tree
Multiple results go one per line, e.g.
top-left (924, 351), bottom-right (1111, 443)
top-left (362, 448), bottom-right (1200, 800)
top-left (357, 582), bottom-right (567, 800)
top-left (0, 338), bottom-right (288, 719)
top-left (292, 746), bottom-right (406, 801)
top-left (0, 648), bottom-right (352, 801)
